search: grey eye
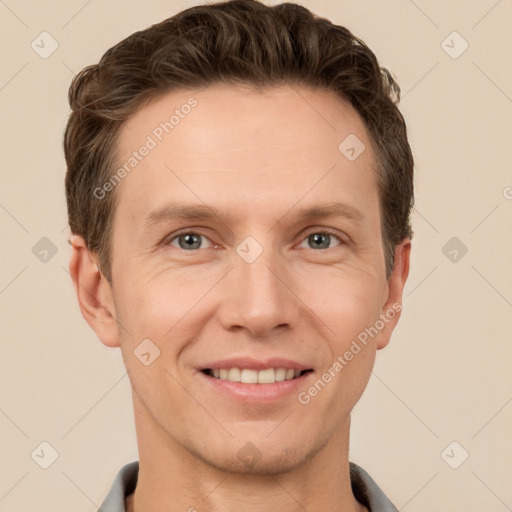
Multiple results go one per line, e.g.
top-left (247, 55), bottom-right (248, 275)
top-left (174, 233), bottom-right (204, 250)
top-left (301, 232), bottom-right (341, 250)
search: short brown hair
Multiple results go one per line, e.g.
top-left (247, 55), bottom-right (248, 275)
top-left (64, 0), bottom-right (414, 283)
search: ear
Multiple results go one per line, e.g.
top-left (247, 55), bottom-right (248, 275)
top-left (376, 239), bottom-right (411, 350)
top-left (68, 235), bottom-right (120, 348)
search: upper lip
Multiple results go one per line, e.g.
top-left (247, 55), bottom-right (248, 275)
top-left (200, 357), bottom-right (312, 372)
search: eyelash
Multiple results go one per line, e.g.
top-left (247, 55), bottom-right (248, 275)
top-left (163, 228), bottom-right (345, 251)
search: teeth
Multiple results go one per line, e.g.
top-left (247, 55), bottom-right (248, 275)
top-left (257, 368), bottom-right (275, 384)
top-left (228, 368), bottom-right (241, 381)
top-left (209, 367), bottom-right (304, 384)
top-left (241, 369), bottom-right (258, 383)
top-left (275, 368), bottom-right (286, 381)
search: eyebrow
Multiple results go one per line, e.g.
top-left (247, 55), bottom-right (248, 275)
top-left (142, 201), bottom-right (364, 230)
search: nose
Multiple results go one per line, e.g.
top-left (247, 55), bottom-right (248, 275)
top-left (216, 243), bottom-right (301, 338)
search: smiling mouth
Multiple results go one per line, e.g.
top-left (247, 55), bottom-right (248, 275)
top-left (201, 368), bottom-right (313, 384)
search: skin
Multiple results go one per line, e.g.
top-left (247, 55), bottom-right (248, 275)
top-left (69, 84), bottom-right (410, 512)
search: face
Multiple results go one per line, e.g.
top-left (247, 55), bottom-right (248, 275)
top-left (83, 84), bottom-right (409, 474)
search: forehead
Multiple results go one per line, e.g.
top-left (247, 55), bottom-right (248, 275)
top-left (112, 84), bottom-right (379, 229)
top-left (117, 83), bottom-right (371, 160)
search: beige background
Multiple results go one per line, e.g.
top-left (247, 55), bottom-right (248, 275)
top-left (1, 0), bottom-right (511, 510)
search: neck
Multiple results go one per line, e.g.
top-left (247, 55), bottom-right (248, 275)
top-left (126, 393), bottom-right (367, 512)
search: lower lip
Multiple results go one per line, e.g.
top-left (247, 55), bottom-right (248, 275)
top-left (198, 371), bottom-right (313, 404)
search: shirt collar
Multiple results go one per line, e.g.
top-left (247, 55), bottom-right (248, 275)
top-left (98, 460), bottom-right (398, 512)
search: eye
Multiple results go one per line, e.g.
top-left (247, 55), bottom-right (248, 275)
top-left (166, 232), bottom-right (214, 251)
top-left (163, 229), bottom-right (344, 252)
top-left (298, 230), bottom-right (343, 250)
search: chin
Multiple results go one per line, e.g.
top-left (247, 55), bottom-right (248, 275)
top-left (187, 435), bottom-right (323, 476)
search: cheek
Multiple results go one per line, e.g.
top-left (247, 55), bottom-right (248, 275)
top-left (114, 269), bottom-right (214, 354)
top-left (299, 269), bottom-right (383, 344)
top-left (304, 277), bottom-right (380, 412)
top-left (113, 273), bottom-right (200, 406)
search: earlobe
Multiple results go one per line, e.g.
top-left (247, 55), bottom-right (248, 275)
top-left (68, 235), bottom-right (120, 348)
top-left (376, 239), bottom-right (411, 350)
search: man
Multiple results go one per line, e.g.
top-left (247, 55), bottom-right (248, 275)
top-left (64, 0), bottom-right (413, 510)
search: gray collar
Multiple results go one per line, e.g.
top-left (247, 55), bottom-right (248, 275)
top-left (98, 460), bottom-right (398, 512)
